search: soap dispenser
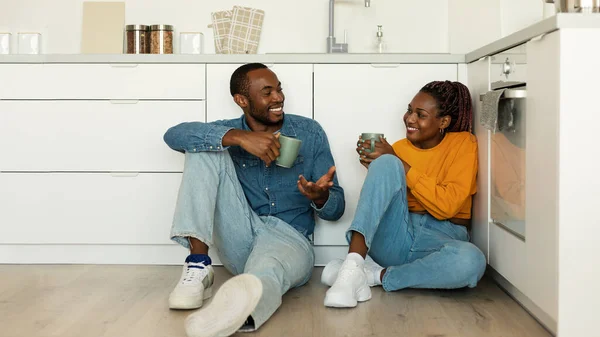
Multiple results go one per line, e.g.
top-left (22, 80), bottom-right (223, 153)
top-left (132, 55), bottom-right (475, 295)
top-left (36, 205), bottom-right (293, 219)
top-left (374, 25), bottom-right (386, 53)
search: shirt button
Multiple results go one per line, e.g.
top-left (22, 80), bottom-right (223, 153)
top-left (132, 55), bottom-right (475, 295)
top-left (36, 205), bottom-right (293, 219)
top-left (217, 146), bottom-right (221, 150)
top-left (210, 146), bottom-right (213, 149)
top-left (242, 164), bottom-right (246, 167)
top-left (192, 148), bottom-right (197, 152)
top-left (271, 203), bottom-right (275, 206)
top-left (265, 187), bottom-right (269, 191)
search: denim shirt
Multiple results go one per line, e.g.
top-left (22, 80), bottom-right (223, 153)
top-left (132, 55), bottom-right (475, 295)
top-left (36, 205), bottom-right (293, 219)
top-left (163, 114), bottom-right (345, 238)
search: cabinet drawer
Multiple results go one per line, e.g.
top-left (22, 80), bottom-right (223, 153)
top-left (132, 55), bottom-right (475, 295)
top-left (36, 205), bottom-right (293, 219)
top-left (0, 172), bottom-right (181, 244)
top-left (0, 64), bottom-right (205, 99)
top-left (489, 222), bottom-right (527, 291)
top-left (0, 100), bottom-right (203, 171)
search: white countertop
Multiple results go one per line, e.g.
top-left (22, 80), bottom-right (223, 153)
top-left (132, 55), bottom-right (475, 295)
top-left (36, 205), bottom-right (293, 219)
top-left (0, 53), bottom-right (465, 64)
top-left (466, 13), bottom-right (600, 63)
top-left (3, 14), bottom-right (600, 65)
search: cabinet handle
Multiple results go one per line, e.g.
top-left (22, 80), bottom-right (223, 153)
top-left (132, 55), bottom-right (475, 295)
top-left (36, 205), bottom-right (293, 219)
top-left (110, 172), bottom-right (140, 177)
top-left (110, 99), bottom-right (140, 104)
top-left (370, 64), bottom-right (400, 68)
top-left (110, 64), bottom-right (139, 68)
top-left (530, 33), bottom-right (546, 42)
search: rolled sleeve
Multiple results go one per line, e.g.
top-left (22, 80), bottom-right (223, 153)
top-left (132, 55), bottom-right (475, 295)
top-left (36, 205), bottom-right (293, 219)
top-left (311, 188), bottom-right (343, 221)
top-left (164, 121), bottom-right (235, 153)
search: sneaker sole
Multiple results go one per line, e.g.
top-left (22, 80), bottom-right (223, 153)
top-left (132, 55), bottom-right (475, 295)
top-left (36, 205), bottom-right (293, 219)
top-left (184, 274), bottom-right (263, 337)
top-left (169, 286), bottom-right (213, 310)
top-left (324, 285), bottom-right (372, 308)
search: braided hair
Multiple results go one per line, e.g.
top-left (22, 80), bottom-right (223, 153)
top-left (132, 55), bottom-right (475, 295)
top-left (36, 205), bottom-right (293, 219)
top-left (419, 81), bottom-right (472, 133)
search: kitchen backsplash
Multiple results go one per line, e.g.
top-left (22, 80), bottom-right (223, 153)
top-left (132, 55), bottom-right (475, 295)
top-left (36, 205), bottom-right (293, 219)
top-left (0, 0), bottom-right (543, 54)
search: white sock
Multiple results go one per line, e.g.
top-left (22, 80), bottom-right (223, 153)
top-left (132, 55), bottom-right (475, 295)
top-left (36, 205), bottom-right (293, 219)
top-left (369, 265), bottom-right (384, 286)
top-left (346, 252), bottom-right (365, 265)
top-left (365, 256), bottom-right (384, 286)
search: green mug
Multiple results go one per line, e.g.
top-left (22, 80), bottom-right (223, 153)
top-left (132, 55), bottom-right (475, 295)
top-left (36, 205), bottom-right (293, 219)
top-left (361, 133), bottom-right (384, 152)
top-left (276, 135), bottom-right (302, 168)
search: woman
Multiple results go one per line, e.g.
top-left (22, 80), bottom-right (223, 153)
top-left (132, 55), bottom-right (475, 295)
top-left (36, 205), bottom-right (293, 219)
top-left (322, 81), bottom-right (486, 308)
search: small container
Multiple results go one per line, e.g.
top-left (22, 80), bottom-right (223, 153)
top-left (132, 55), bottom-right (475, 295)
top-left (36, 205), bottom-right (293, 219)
top-left (374, 25), bottom-right (386, 53)
top-left (18, 32), bottom-right (41, 54)
top-left (150, 24), bottom-right (173, 54)
top-left (180, 32), bottom-right (203, 54)
top-left (0, 33), bottom-right (10, 54)
top-left (125, 24), bottom-right (149, 54)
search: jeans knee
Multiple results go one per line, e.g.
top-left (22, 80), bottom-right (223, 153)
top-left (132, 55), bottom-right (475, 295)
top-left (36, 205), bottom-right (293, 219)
top-left (370, 154), bottom-right (403, 171)
top-left (367, 154), bottom-right (406, 189)
top-left (454, 242), bottom-right (486, 285)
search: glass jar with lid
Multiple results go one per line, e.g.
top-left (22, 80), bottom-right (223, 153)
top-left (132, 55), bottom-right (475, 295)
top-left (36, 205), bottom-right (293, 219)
top-left (125, 25), bottom-right (149, 54)
top-left (150, 24), bottom-right (173, 54)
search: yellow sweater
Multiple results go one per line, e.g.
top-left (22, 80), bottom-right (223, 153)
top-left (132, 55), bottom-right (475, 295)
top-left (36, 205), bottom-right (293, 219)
top-left (392, 132), bottom-right (478, 220)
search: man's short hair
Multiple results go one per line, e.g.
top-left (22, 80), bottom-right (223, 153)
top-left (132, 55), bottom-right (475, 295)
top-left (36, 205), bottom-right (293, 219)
top-left (230, 63), bottom-right (269, 97)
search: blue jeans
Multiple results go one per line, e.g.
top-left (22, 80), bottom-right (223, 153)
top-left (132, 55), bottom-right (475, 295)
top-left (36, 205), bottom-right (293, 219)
top-left (346, 155), bottom-right (486, 292)
top-left (170, 152), bottom-right (314, 329)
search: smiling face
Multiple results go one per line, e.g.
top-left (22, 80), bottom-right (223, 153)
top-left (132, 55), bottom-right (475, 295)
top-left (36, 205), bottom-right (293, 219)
top-left (403, 91), bottom-right (451, 149)
top-left (234, 68), bottom-right (285, 131)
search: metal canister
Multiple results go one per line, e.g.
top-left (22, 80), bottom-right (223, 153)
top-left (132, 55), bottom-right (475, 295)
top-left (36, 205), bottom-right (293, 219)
top-left (125, 25), bottom-right (149, 54)
top-left (150, 24), bottom-right (174, 54)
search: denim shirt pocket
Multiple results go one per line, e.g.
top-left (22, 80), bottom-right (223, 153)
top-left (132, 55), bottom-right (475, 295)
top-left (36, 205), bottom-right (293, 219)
top-left (232, 156), bottom-right (261, 182)
top-left (276, 155), bottom-right (305, 186)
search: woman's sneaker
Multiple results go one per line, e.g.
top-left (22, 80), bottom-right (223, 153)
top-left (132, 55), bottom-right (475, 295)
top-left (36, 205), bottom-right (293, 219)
top-left (321, 254), bottom-right (383, 287)
top-left (324, 253), bottom-right (372, 308)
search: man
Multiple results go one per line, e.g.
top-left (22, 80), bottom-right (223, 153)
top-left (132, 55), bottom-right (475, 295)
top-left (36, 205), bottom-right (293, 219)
top-left (163, 63), bottom-right (345, 337)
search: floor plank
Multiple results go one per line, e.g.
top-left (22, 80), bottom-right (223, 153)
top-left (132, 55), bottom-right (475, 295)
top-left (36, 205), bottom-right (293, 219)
top-left (0, 265), bottom-right (551, 337)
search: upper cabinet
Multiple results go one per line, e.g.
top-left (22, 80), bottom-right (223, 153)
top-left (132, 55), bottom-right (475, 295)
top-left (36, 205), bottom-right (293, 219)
top-left (312, 64), bottom-right (457, 245)
top-left (206, 64), bottom-right (313, 122)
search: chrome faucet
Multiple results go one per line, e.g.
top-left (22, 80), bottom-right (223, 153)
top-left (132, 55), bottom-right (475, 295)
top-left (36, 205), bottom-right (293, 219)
top-left (327, 0), bottom-right (370, 53)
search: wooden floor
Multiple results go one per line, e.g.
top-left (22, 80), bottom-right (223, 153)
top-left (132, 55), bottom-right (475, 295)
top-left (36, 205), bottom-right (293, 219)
top-left (0, 265), bottom-right (551, 337)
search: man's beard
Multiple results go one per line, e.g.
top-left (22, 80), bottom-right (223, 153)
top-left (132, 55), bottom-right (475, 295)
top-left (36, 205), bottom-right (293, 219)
top-left (248, 100), bottom-right (282, 126)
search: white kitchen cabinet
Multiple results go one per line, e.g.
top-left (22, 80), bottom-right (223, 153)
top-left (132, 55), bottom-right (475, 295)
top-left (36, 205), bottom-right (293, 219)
top-left (524, 31), bottom-right (559, 325)
top-left (206, 64), bottom-right (313, 122)
top-left (313, 64), bottom-right (457, 246)
top-left (554, 28), bottom-right (600, 337)
top-left (0, 172), bottom-right (181, 244)
top-left (0, 100), bottom-right (203, 172)
top-left (467, 57), bottom-right (491, 261)
top-left (0, 64), bottom-right (206, 100)
top-left (474, 34), bottom-right (559, 333)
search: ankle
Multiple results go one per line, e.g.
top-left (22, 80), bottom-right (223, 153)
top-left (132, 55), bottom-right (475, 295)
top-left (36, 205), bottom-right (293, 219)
top-left (188, 237), bottom-right (209, 255)
top-left (377, 268), bottom-right (385, 285)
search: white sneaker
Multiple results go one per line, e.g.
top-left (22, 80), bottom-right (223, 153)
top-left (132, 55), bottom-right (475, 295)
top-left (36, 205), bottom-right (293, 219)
top-left (324, 255), bottom-right (372, 308)
top-left (169, 261), bottom-right (214, 309)
top-left (321, 255), bottom-right (383, 287)
top-left (184, 274), bottom-right (263, 337)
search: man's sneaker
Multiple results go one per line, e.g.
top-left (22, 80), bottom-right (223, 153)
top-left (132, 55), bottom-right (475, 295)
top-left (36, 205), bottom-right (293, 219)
top-left (321, 255), bottom-right (383, 287)
top-left (324, 253), bottom-right (372, 308)
top-left (169, 254), bottom-right (214, 310)
top-left (184, 273), bottom-right (263, 337)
